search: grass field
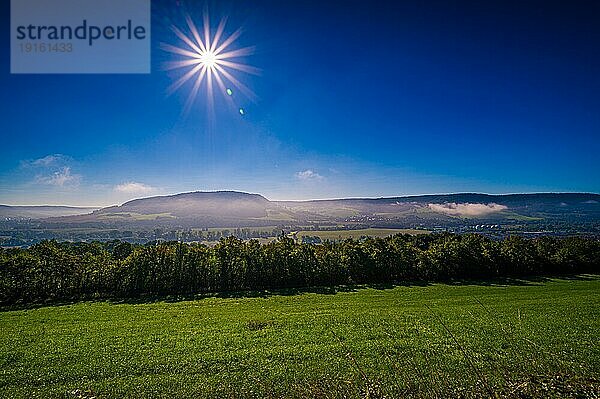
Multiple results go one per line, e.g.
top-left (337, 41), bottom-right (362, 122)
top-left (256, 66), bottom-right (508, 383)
top-left (295, 228), bottom-right (430, 241)
top-left (98, 212), bottom-right (176, 221)
top-left (1, 277), bottom-right (599, 398)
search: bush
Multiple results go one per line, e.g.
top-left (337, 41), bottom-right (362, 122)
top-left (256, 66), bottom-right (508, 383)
top-left (1, 234), bottom-right (598, 304)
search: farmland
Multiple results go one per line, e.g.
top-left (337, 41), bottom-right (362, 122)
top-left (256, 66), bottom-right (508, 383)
top-left (1, 276), bottom-right (599, 398)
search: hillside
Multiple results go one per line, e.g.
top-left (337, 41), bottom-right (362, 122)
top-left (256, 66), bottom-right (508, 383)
top-left (26, 191), bottom-right (600, 231)
top-left (0, 205), bottom-right (98, 219)
top-left (2, 278), bottom-right (599, 397)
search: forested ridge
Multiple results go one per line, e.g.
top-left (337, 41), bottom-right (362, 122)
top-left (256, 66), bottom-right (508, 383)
top-left (1, 233), bottom-right (599, 305)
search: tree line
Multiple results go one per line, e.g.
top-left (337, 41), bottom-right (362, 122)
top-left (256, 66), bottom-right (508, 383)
top-left (1, 233), bottom-right (599, 304)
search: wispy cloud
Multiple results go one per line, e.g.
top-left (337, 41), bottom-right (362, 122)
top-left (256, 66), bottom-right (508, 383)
top-left (21, 154), bottom-right (69, 168)
top-left (295, 170), bottom-right (324, 182)
top-left (114, 182), bottom-right (156, 195)
top-left (428, 202), bottom-right (507, 217)
top-left (22, 154), bottom-right (81, 187)
top-left (36, 166), bottom-right (81, 187)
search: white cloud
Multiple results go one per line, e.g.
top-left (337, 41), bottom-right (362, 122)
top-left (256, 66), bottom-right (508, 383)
top-left (21, 154), bottom-right (69, 168)
top-left (428, 202), bottom-right (508, 217)
top-left (295, 170), bottom-right (324, 182)
top-left (37, 166), bottom-right (81, 187)
top-left (114, 182), bottom-right (156, 194)
top-left (22, 154), bottom-right (81, 187)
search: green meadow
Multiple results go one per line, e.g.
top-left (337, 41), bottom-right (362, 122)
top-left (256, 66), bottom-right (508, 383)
top-left (1, 276), bottom-right (599, 398)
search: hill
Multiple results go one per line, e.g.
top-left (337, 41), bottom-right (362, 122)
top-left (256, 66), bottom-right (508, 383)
top-left (0, 205), bottom-right (98, 219)
top-left (32, 191), bottom-right (600, 232)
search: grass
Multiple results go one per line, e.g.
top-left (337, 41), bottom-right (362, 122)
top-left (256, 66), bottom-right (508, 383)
top-left (97, 212), bottom-right (175, 221)
top-left (1, 277), bottom-right (599, 398)
top-left (295, 228), bottom-right (430, 241)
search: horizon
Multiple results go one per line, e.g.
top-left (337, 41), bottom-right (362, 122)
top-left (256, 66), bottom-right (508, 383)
top-left (2, 188), bottom-right (599, 208)
top-left (2, 0), bottom-right (599, 206)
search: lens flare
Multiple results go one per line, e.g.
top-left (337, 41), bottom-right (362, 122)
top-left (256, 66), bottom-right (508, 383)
top-left (161, 14), bottom-right (259, 115)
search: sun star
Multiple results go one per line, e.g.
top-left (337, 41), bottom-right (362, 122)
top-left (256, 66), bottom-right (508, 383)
top-left (160, 14), bottom-right (259, 114)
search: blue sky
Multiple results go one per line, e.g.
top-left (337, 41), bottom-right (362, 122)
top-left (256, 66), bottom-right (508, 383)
top-left (1, 0), bottom-right (599, 206)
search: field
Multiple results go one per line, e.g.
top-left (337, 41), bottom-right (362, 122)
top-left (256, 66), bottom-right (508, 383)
top-left (98, 212), bottom-right (176, 221)
top-left (1, 277), bottom-right (599, 398)
top-left (295, 228), bottom-right (430, 241)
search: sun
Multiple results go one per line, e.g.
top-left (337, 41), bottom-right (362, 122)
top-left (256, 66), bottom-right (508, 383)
top-left (160, 14), bottom-right (259, 115)
top-left (200, 51), bottom-right (217, 68)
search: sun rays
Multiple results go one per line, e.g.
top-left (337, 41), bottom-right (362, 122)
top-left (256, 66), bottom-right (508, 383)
top-left (161, 14), bottom-right (259, 115)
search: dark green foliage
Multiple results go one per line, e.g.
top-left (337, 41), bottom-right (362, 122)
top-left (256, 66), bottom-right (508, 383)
top-left (1, 234), bottom-right (599, 304)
